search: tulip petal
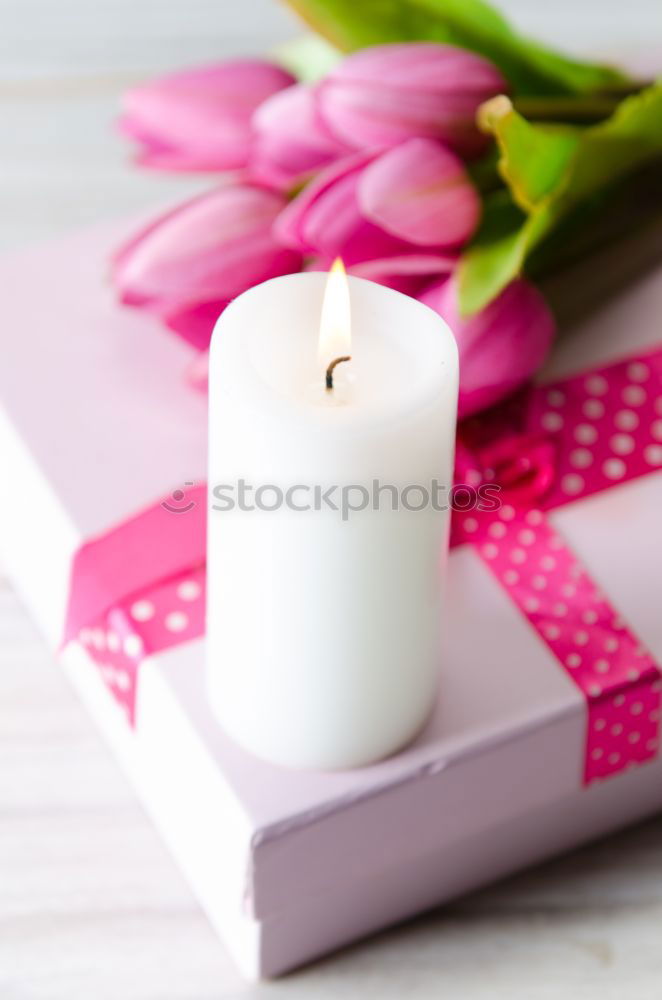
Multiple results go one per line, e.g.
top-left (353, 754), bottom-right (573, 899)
top-left (274, 152), bottom-right (408, 263)
top-left (318, 43), bottom-right (507, 158)
top-left (113, 184), bottom-right (302, 312)
top-left (307, 251), bottom-right (456, 295)
top-left (359, 138), bottom-right (480, 247)
top-left (349, 253), bottom-right (456, 295)
top-left (420, 275), bottom-right (555, 417)
top-left (160, 301), bottom-right (229, 351)
top-left (186, 349), bottom-right (210, 391)
top-left (249, 84), bottom-right (349, 190)
top-left (120, 60), bottom-right (295, 171)
top-left (350, 253), bottom-right (457, 278)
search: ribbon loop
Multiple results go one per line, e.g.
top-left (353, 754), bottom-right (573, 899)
top-left (473, 431), bottom-right (557, 507)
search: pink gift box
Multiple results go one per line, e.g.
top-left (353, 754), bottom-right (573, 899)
top-left (1, 221), bottom-right (662, 978)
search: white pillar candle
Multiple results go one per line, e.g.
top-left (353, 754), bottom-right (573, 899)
top-left (207, 264), bottom-right (458, 770)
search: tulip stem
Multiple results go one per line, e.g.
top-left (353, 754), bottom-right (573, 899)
top-left (325, 356), bottom-right (351, 390)
top-left (513, 87), bottom-right (648, 124)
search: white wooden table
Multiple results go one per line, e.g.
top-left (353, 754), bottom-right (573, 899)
top-left (2, 2), bottom-right (662, 997)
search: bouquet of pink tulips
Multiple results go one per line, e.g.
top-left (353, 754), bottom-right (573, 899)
top-left (113, 0), bottom-right (662, 418)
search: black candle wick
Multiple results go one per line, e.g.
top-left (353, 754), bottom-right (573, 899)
top-left (325, 355), bottom-right (352, 391)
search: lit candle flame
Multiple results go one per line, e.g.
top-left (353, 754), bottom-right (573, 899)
top-left (318, 258), bottom-right (351, 368)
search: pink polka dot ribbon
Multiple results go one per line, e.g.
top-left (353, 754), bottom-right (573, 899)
top-left (66, 483), bottom-right (207, 726)
top-left (455, 346), bottom-right (662, 783)
top-left (530, 352), bottom-right (662, 508)
top-left (70, 348), bottom-right (662, 783)
top-left (77, 566), bottom-right (206, 725)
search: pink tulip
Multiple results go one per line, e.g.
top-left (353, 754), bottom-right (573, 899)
top-left (275, 151), bottom-right (406, 264)
top-left (420, 275), bottom-right (555, 418)
top-left (187, 348), bottom-right (210, 391)
top-left (119, 60), bottom-right (295, 171)
top-left (158, 301), bottom-right (232, 351)
top-left (359, 138), bottom-right (480, 246)
top-left (275, 140), bottom-right (479, 264)
top-left (113, 184), bottom-right (302, 348)
top-left (249, 84), bottom-right (350, 190)
top-left (317, 43), bottom-right (507, 158)
top-left (307, 253), bottom-right (457, 297)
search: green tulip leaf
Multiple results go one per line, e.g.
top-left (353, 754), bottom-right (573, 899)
top-left (457, 192), bottom-right (547, 314)
top-left (477, 96), bottom-right (580, 210)
top-left (459, 82), bottom-right (662, 314)
top-left (282, 0), bottom-right (629, 96)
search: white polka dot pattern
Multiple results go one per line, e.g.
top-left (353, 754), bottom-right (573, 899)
top-left (77, 566), bottom-right (205, 724)
top-left (456, 503), bottom-right (661, 783)
top-left (528, 349), bottom-right (662, 509)
top-left (454, 346), bottom-right (662, 783)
